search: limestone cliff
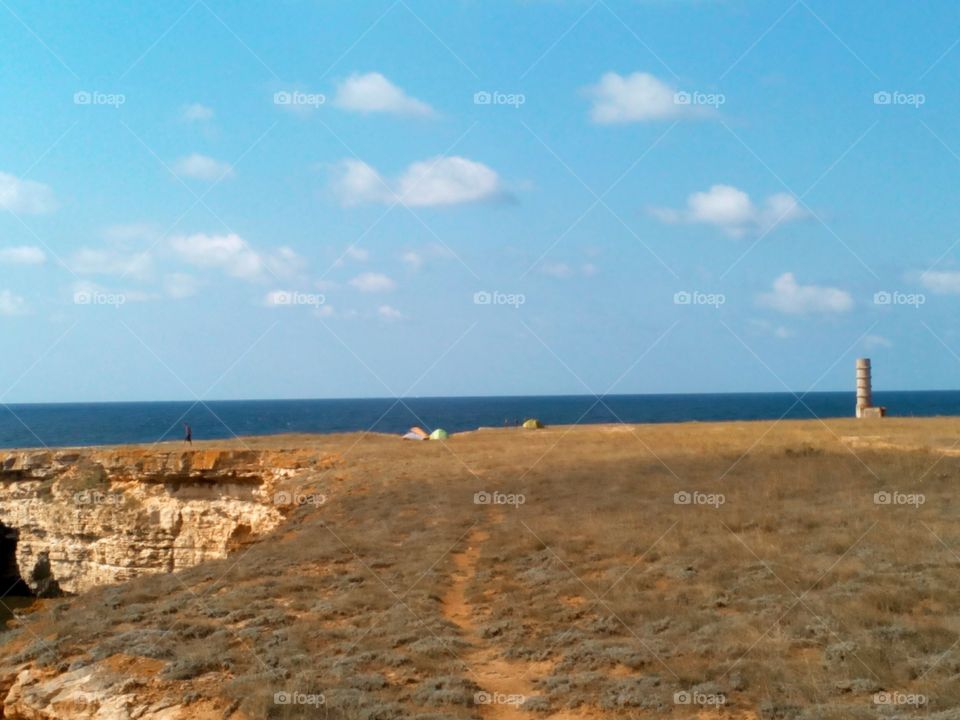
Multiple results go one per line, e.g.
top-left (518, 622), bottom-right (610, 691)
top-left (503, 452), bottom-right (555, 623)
top-left (0, 445), bottom-right (337, 595)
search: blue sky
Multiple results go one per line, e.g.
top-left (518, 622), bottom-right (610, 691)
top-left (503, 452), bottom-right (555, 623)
top-left (2, 0), bottom-right (960, 402)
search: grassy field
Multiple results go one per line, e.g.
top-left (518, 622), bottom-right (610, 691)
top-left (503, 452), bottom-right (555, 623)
top-left (3, 418), bottom-right (960, 719)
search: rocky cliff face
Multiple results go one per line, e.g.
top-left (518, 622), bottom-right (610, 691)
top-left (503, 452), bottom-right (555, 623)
top-left (0, 446), bottom-right (336, 595)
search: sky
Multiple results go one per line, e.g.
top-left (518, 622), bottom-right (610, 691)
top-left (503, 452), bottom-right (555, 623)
top-left (2, 0), bottom-right (960, 402)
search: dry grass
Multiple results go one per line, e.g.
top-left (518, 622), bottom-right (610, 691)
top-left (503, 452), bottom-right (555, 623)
top-left (4, 418), bottom-right (960, 718)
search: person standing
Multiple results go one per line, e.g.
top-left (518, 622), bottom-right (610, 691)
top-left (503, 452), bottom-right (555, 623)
top-left (183, 423), bottom-right (192, 445)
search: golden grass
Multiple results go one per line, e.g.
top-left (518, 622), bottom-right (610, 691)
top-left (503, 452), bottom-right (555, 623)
top-left (5, 418), bottom-right (960, 718)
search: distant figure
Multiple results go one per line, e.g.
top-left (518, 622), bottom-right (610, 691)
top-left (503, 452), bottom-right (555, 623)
top-left (183, 423), bottom-right (192, 445)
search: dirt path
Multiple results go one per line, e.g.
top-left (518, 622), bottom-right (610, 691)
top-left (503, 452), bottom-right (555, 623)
top-left (443, 526), bottom-right (598, 720)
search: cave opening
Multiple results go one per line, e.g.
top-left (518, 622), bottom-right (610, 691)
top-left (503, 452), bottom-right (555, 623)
top-left (0, 522), bottom-right (36, 629)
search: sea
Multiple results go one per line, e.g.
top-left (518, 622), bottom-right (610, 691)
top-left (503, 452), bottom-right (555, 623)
top-left (0, 391), bottom-right (958, 449)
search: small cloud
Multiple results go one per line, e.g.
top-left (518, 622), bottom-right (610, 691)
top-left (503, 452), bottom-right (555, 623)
top-left (377, 304), bottom-right (403, 320)
top-left (349, 272), bottom-right (395, 292)
top-left (181, 103), bottom-right (214, 122)
top-left (540, 262), bottom-right (573, 279)
top-left (0, 289), bottom-right (27, 315)
top-left (920, 270), bottom-right (960, 294)
top-left (344, 246), bottom-right (370, 263)
top-left (173, 153), bottom-right (233, 181)
top-left (0, 246), bottom-right (45, 265)
top-left (69, 247), bottom-right (153, 279)
top-left (585, 71), bottom-right (711, 124)
top-left (864, 334), bottom-right (893, 350)
top-left (334, 72), bottom-right (434, 116)
top-left (652, 184), bottom-right (807, 237)
top-left (582, 263), bottom-right (598, 277)
top-left (164, 273), bottom-right (200, 299)
top-left (332, 156), bottom-right (503, 208)
top-left (171, 232), bottom-right (260, 278)
top-left (315, 304), bottom-right (335, 318)
top-left (0, 171), bottom-right (56, 214)
top-left (757, 272), bottom-right (853, 315)
top-left (401, 251), bottom-right (423, 270)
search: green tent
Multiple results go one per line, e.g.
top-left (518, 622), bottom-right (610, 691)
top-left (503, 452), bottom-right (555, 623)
top-left (429, 428), bottom-right (449, 440)
top-left (522, 418), bottom-right (544, 429)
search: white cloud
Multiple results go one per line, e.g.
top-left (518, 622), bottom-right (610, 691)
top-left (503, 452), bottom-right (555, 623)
top-left (582, 263), bottom-right (598, 277)
top-left (864, 334), bottom-right (893, 350)
top-left (170, 233), bottom-right (258, 277)
top-left (0, 246), bottom-right (45, 264)
top-left (315, 304), bottom-right (335, 318)
top-left (541, 262), bottom-right (573, 279)
top-left (0, 290), bottom-right (27, 315)
top-left (652, 184), bottom-right (807, 237)
top-left (585, 71), bottom-right (707, 124)
top-left (182, 103), bottom-right (214, 122)
top-left (349, 272), bottom-right (395, 292)
top-left (164, 273), bottom-right (200, 299)
top-left (69, 247), bottom-right (153, 279)
top-left (332, 156), bottom-right (502, 207)
top-left (401, 251), bottom-right (423, 270)
top-left (920, 270), bottom-right (960, 294)
top-left (0, 172), bottom-right (56, 214)
top-left (757, 273), bottom-right (853, 315)
top-left (334, 72), bottom-right (434, 116)
top-left (173, 153), bottom-right (233, 181)
top-left (377, 304), bottom-right (403, 320)
top-left (345, 246), bottom-right (369, 262)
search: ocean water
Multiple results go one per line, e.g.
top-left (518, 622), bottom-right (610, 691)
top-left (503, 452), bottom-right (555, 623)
top-left (0, 391), bottom-right (957, 449)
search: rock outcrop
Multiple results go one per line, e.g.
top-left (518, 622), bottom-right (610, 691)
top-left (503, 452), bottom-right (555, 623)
top-left (0, 446), bottom-right (337, 595)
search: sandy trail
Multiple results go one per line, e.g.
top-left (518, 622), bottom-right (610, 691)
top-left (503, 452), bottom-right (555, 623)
top-left (443, 525), bottom-right (599, 720)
